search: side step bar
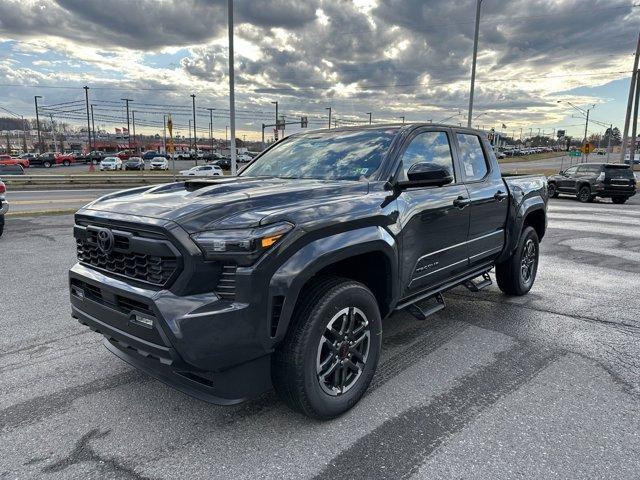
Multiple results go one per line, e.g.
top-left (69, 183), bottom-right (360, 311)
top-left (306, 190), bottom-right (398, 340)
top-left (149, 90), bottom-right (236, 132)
top-left (463, 272), bottom-right (492, 292)
top-left (407, 293), bottom-right (445, 321)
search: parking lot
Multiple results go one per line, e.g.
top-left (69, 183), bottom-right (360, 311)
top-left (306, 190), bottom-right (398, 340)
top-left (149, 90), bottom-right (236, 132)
top-left (1, 194), bottom-right (639, 479)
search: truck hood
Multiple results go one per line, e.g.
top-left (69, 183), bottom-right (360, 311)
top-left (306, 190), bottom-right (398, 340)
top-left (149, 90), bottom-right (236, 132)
top-left (81, 176), bottom-right (370, 233)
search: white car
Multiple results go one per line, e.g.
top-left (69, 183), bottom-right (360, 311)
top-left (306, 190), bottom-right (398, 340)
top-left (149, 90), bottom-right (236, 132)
top-left (149, 157), bottom-right (169, 170)
top-left (236, 153), bottom-right (253, 163)
top-left (179, 165), bottom-right (223, 177)
top-left (99, 157), bottom-right (122, 171)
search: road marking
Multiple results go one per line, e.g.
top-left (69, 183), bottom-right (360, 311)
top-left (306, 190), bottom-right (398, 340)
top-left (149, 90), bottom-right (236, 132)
top-left (549, 206), bottom-right (640, 217)
top-left (548, 221), bottom-right (639, 237)
top-left (550, 213), bottom-right (640, 226)
top-left (560, 237), bottom-right (640, 262)
top-left (11, 198), bottom-right (94, 205)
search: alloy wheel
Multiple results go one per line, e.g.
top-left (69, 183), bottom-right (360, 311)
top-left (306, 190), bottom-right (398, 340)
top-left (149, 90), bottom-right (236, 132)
top-left (520, 239), bottom-right (537, 284)
top-left (316, 307), bottom-right (370, 396)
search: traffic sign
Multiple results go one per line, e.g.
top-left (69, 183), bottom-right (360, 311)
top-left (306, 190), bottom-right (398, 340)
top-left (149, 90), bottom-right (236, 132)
top-left (569, 150), bottom-right (581, 157)
top-left (580, 143), bottom-right (595, 154)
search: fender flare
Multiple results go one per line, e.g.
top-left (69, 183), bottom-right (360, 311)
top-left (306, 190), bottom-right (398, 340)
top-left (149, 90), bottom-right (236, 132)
top-left (268, 226), bottom-right (398, 341)
top-left (498, 197), bottom-right (546, 263)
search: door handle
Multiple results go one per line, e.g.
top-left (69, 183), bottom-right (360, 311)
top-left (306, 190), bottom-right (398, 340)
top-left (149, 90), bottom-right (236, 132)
top-left (453, 196), bottom-right (470, 209)
top-left (494, 190), bottom-right (508, 202)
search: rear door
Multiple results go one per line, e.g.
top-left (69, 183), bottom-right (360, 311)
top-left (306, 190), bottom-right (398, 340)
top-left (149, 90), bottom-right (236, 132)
top-left (396, 128), bottom-right (470, 295)
top-left (454, 131), bottom-right (509, 268)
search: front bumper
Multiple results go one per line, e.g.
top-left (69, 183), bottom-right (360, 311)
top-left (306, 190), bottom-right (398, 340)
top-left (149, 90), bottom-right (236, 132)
top-left (69, 262), bottom-right (272, 404)
top-left (0, 198), bottom-right (8, 215)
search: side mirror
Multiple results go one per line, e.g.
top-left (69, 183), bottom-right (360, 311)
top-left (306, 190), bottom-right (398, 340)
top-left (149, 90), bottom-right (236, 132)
top-left (398, 163), bottom-right (453, 189)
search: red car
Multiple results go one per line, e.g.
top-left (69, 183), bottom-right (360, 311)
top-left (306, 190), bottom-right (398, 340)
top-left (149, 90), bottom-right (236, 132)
top-left (0, 155), bottom-right (29, 168)
top-left (55, 153), bottom-right (76, 166)
top-left (116, 151), bottom-right (132, 160)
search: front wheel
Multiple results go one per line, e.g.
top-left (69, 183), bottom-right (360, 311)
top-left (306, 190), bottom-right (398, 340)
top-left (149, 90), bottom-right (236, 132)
top-left (272, 277), bottom-right (382, 419)
top-left (496, 226), bottom-right (539, 296)
top-left (612, 196), bottom-right (627, 205)
top-left (577, 185), bottom-right (593, 203)
top-left (547, 182), bottom-right (559, 198)
top-left (62, 160), bottom-right (70, 166)
top-left (43, 161), bottom-right (52, 168)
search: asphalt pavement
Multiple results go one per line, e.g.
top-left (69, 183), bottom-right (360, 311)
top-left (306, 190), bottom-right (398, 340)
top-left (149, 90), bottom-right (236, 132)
top-left (5, 189), bottom-right (118, 214)
top-left (1, 196), bottom-right (639, 479)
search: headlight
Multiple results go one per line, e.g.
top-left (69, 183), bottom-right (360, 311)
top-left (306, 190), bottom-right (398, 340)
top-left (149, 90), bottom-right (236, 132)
top-left (191, 222), bottom-right (294, 261)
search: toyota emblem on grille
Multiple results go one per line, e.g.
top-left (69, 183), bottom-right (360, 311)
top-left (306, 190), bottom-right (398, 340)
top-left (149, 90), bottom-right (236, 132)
top-left (96, 228), bottom-right (115, 254)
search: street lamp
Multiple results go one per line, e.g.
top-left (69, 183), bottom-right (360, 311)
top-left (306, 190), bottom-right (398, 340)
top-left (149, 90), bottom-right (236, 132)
top-left (366, 112), bottom-right (372, 125)
top-left (467, 0), bottom-right (483, 128)
top-left (34, 95), bottom-right (43, 153)
top-left (398, 116), bottom-right (405, 124)
top-left (326, 107), bottom-right (332, 129)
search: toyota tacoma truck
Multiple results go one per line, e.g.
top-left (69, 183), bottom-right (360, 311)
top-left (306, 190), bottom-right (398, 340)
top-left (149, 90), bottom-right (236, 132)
top-left (69, 124), bottom-right (547, 419)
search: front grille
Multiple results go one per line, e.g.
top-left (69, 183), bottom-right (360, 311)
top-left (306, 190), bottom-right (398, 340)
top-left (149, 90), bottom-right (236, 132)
top-left (214, 264), bottom-right (237, 300)
top-left (75, 224), bottom-right (180, 287)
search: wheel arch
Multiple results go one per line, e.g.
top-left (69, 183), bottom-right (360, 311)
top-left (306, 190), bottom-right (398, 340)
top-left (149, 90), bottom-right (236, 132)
top-left (268, 226), bottom-right (398, 343)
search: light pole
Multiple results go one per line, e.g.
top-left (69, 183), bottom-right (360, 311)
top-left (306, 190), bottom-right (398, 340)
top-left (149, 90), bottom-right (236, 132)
top-left (49, 113), bottom-right (57, 152)
top-left (326, 107), bottom-right (332, 129)
top-left (163, 114), bottom-right (167, 154)
top-left (191, 93), bottom-right (197, 164)
top-left (34, 95), bottom-right (42, 153)
top-left (91, 105), bottom-right (96, 152)
top-left (207, 108), bottom-right (215, 154)
top-left (121, 98), bottom-right (132, 151)
top-left (467, 0), bottom-right (482, 128)
top-left (366, 112), bottom-right (372, 125)
top-left (132, 110), bottom-right (137, 153)
top-left (228, 0), bottom-right (237, 175)
top-left (399, 116), bottom-right (405, 124)
top-left (83, 86), bottom-right (91, 153)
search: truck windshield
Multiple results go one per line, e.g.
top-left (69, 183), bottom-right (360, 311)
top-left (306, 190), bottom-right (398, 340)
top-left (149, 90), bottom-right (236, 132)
top-left (240, 128), bottom-right (397, 181)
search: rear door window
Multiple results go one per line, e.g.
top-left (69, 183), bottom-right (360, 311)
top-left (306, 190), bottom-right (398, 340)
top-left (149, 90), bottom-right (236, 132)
top-left (604, 166), bottom-right (634, 178)
top-left (456, 134), bottom-right (489, 181)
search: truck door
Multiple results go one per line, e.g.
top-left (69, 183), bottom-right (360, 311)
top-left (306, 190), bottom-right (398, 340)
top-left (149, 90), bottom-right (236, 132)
top-left (558, 165), bottom-right (579, 191)
top-left (454, 132), bottom-right (509, 268)
top-left (396, 128), bottom-right (470, 295)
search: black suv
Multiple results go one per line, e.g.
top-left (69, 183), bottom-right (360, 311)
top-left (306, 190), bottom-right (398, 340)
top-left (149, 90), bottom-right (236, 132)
top-left (547, 163), bottom-right (637, 204)
top-left (69, 124), bottom-right (547, 418)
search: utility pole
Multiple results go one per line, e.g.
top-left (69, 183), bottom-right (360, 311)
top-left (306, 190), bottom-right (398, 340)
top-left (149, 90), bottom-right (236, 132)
top-left (21, 116), bottom-right (27, 153)
top-left (326, 107), bottom-right (332, 129)
top-left (261, 123), bottom-right (266, 150)
top-left (163, 114), bottom-right (167, 154)
top-left (630, 69), bottom-right (640, 165)
top-left (121, 98), bottom-right (132, 151)
top-left (607, 124), bottom-right (612, 162)
top-left (271, 101), bottom-right (279, 139)
top-left (191, 93), bottom-right (197, 164)
top-left (621, 32), bottom-right (640, 162)
top-left (49, 114), bottom-right (57, 152)
top-left (34, 95), bottom-right (42, 153)
top-left (228, 0), bottom-right (237, 175)
top-left (188, 119), bottom-right (192, 152)
top-left (225, 125), bottom-right (228, 148)
top-left (399, 116), bottom-right (405, 124)
top-left (207, 108), bottom-right (215, 154)
top-left (132, 110), bottom-right (137, 153)
top-left (83, 86), bottom-right (92, 153)
top-left (90, 105), bottom-right (96, 152)
top-left (467, 0), bottom-right (482, 128)
top-left (366, 112), bottom-right (372, 125)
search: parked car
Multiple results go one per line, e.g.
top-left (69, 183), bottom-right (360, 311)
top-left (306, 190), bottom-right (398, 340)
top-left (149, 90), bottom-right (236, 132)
top-left (56, 153), bottom-right (76, 166)
top-left (99, 157), bottom-right (123, 171)
top-left (547, 163), bottom-right (636, 204)
top-left (179, 165), bottom-right (223, 177)
top-left (69, 124), bottom-right (548, 419)
top-left (623, 152), bottom-right (640, 165)
top-left (203, 152), bottom-right (224, 162)
top-left (149, 157), bottom-right (169, 170)
top-left (0, 155), bottom-right (29, 168)
top-left (142, 151), bottom-right (164, 161)
top-left (0, 177), bottom-right (8, 237)
top-left (236, 153), bottom-right (253, 163)
top-left (0, 164), bottom-right (25, 175)
top-left (124, 157), bottom-right (145, 171)
top-left (209, 158), bottom-right (231, 169)
top-left (116, 151), bottom-right (132, 161)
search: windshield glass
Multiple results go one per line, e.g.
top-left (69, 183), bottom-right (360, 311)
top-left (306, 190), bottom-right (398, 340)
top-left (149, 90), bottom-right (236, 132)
top-left (240, 128), bottom-right (397, 181)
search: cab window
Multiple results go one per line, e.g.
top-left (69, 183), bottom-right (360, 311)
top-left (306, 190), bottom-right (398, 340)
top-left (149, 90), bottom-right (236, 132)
top-left (399, 131), bottom-right (455, 182)
top-left (456, 133), bottom-right (488, 181)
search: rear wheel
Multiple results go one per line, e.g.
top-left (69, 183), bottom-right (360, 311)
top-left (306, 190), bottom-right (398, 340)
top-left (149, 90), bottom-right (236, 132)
top-left (547, 182), bottom-right (559, 198)
top-left (496, 226), bottom-right (539, 296)
top-left (272, 277), bottom-right (382, 419)
top-left (62, 160), bottom-right (70, 166)
top-left (577, 185), bottom-right (592, 203)
top-left (0, 221), bottom-right (4, 238)
top-left (43, 161), bottom-right (52, 168)
top-left (612, 196), bottom-right (627, 204)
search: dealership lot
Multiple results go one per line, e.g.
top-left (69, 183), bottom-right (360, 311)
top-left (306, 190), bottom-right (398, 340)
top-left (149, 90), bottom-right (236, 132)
top-left (1, 197), bottom-right (639, 479)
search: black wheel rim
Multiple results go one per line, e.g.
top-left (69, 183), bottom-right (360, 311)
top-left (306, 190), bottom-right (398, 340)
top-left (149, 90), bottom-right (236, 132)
top-left (548, 185), bottom-right (555, 196)
top-left (520, 239), bottom-right (537, 284)
top-left (316, 307), bottom-right (370, 396)
top-left (579, 188), bottom-right (590, 202)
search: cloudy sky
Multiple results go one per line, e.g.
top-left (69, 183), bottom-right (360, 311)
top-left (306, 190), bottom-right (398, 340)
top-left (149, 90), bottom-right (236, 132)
top-left (0, 0), bottom-right (638, 140)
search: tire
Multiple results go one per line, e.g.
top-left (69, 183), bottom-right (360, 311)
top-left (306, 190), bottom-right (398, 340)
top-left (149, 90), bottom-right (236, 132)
top-left (612, 196), bottom-right (627, 204)
top-left (0, 221), bottom-right (3, 238)
top-left (496, 226), bottom-right (539, 296)
top-left (62, 160), bottom-right (70, 166)
top-left (547, 182), bottom-right (559, 198)
top-left (43, 161), bottom-right (52, 168)
top-left (577, 185), bottom-right (592, 203)
top-left (272, 276), bottom-right (382, 419)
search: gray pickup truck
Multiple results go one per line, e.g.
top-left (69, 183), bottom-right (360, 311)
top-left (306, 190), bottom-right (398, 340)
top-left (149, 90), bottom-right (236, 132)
top-left (70, 124), bottom-right (548, 418)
